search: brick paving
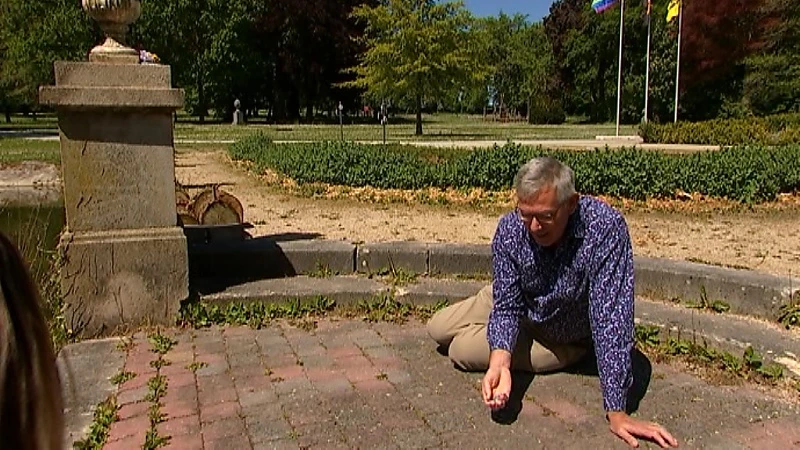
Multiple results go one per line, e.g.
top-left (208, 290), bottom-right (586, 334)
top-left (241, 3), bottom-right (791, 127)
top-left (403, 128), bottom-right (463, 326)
top-left (99, 319), bottom-right (800, 449)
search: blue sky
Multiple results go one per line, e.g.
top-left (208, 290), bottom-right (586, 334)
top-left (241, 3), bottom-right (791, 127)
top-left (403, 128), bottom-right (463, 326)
top-left (462, 0), bottom-right (557, 21)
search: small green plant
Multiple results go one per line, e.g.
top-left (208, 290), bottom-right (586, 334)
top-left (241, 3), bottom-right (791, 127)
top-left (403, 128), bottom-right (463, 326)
top-left (634, 325), bottom-right (661, 348)
top-left (375, 372), bottom-right (388, 380)
top-left (145, 375), bottom-right (168, 402)
top-left (150, 358), bottom-right (172, 370)
top-left (308, 261), bottom-right (333, 278)
top-left (634, 325), bottom-right (785, 385)
top-left (115, 337), bottom-right (134, 353)
top-left (685, 286), bottom-right (730, 313)
top-left (148, 403), bottom-right (166, 425)
top-left (148, 332), bottom-right (177, 355)
top-left (109, 371), bottom-right (135, 386)
top-left (72, 396), bottom-right (119, 449)
top-left (142, 428), bottom-right (170, 450)
top-left (178, 296), bottom-right (336, 329)
top-left (186, 361), bottom-right (208, 373)
top-left (778, 304), bottom-right (800, 329)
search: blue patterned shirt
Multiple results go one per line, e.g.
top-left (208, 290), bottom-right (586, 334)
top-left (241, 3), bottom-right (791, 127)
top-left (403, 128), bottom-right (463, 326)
top-left (488, 196), bottom-right (634, 412)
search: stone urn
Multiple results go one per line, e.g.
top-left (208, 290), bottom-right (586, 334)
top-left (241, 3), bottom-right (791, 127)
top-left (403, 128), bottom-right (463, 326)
top-left (82, 0), bottom-right (141, 60)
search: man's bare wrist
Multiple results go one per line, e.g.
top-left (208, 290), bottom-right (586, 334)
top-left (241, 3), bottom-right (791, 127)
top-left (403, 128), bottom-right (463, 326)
top-left (488, 349), bottom-right (512, 370)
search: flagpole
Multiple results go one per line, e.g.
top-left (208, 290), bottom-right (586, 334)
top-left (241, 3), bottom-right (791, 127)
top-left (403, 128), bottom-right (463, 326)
top-left (673, 2), bottom-right (682, 123)
top-left (643, 2), bottom-right (651, 123)
top-left (615, 0), bottom-right (625, 136)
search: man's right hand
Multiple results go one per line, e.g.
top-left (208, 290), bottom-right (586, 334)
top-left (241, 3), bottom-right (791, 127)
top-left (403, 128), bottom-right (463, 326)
top-left (481, 349), bottom-right (513, 409)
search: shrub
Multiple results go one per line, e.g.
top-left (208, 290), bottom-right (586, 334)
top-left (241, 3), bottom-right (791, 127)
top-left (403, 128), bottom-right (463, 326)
top-left (639, 114), bottom-right (800, 145)
top-left (229, 135), bottom-right (800, 203)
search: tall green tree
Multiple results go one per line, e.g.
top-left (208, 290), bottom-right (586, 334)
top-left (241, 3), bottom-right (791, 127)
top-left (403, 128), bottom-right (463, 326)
top-left (0, 0), bottom-right (95, 120)
top-left (743, 0), bottom-right (800, 115)
top-left (344, 0), bottom-right (485, 135)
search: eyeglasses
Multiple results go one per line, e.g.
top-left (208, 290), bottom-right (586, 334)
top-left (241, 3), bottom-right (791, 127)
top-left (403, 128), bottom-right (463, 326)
top-left (515, 205), bottom-right (560, 225)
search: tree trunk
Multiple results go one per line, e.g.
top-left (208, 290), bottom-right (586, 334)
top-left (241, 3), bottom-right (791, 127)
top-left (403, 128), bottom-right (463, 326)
top-left (190, 186), bottom-right (243, 225)
top-left (415, 93), bottom-right (423, 136)
top-left (4, 107), bottom-right (10, 123)
top-left (197, 71), bottom-right (206, 124)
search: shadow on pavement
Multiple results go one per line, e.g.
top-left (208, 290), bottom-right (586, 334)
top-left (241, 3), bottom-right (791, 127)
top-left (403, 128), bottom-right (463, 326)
top-left (566, 348), bottom-right (653, 415)
top-left (490, 371), bottom-right (536, 425)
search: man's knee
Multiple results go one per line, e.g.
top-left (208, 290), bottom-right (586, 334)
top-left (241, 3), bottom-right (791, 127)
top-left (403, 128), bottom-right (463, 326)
top-left (448, 334), bottom-right (489, 372)
top-left (426, 307), bottom-right (450, 345)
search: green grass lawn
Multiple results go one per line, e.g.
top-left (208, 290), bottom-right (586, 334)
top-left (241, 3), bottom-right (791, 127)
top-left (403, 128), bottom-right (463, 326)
top-left (0, 113), bottom-right (641, 165)
top-left (2, 112), bottom-right (637, 142)
top-left (174, 114), bottom-right (638, 142)
top-left (0, 138), bottom-right (61, 165)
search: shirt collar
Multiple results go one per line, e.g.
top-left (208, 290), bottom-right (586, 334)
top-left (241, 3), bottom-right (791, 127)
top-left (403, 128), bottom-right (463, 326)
top-left (563, 197), bottom-right (585, 241)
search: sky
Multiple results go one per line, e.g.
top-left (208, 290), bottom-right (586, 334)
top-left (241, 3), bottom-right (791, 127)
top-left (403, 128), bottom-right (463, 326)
top-left (462, 0), bottom-right (557, 22)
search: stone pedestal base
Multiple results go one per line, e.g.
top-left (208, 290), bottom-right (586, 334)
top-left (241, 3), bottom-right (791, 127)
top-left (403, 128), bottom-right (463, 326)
top-left (60, 227), bottom-right (188, 337)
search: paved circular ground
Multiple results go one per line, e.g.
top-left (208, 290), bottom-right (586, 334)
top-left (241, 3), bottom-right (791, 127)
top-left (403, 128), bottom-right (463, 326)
top-left (64, 319), bottom-right (800, 449)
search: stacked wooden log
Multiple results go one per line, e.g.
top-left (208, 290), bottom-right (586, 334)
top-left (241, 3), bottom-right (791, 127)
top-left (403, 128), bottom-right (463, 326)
top-left (176, 183), bottom-right (244, 225)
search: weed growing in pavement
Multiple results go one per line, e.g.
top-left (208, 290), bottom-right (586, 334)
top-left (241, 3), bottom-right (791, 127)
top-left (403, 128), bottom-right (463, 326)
top-left (178, 296), bottom-right (448, 329)
top-left (72, 396), bottom-right (119, 450)
top-left (116, 337), bottom-right (134, 353)
top-left (143, 428), bottom-right (170, 450)
top-left (307, 261), bottom-right (333, 278)
top-left (684, 286), bottom-right (731, 313)
top-left (109, 371), bottom-right (135, 386)
top-left (145, 375), bottom-right (168, 403)
top-left (147, 403), bottom-right (166, 425)
top-left (634, 325), bottom-right (785, 385)
top-left (148, 331), bottom-right (177, 355)
top-left (142, 332), bottom-right (174, 449)
top-left (150, 358), bottom-right (172, 370)
top-left (370, 257), bottom-right (419, 287)
top-left (778, 304), bottom-right (800, 329)
top-left (186, 361), bottom-right (208, 373)
top-left (178, 296), bottom-right (336, 329)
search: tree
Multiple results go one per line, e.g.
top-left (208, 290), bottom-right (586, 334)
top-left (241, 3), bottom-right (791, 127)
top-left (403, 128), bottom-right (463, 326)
top-left (344, 0), bottom-right (485, 135)
top-left (520, 24), bottom-right (564, 124)
top-left (0, 0), bottom-right (95, 119)
top-left (743, 0), bottom-right (800, 115)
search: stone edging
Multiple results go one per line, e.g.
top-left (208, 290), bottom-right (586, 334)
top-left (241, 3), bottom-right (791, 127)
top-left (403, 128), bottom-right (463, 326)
top-left (188, 239), bottom-right (798, 323)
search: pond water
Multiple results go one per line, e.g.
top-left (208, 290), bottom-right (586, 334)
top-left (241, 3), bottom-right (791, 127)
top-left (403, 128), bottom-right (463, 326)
top-left (0, 192), bottom-right (65, 275)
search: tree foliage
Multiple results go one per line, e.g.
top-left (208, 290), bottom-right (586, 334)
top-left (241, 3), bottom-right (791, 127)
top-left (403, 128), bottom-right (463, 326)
top-left (343, 0), bottom-right (485, 135)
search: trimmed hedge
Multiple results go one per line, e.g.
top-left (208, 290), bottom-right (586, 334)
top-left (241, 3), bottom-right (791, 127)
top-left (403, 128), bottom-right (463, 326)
top-left (639, 114), bottom-right (800, 145)
top-left (229, 134), bottom-right (800, 203)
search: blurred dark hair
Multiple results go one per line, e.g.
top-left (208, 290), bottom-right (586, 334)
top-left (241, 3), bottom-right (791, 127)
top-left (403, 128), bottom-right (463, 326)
top-left (0, 231), bottom-right (64, 450)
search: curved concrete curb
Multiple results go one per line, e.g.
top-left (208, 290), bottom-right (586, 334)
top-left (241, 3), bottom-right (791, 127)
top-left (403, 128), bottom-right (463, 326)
top-left (189, 239), bottom-right (797, 323)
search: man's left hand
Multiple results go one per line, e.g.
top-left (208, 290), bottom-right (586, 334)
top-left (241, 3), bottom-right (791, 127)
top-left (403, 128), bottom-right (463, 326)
top-left (607, 411), bottom-right (678, 448)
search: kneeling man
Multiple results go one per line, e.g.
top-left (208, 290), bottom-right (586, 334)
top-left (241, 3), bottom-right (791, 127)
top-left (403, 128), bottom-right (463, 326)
top-left (427, 157), bottom-right (677, 448)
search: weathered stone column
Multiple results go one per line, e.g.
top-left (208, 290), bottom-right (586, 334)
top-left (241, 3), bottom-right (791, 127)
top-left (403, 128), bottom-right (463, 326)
top-left (39, 0), bottom-right (188, 336)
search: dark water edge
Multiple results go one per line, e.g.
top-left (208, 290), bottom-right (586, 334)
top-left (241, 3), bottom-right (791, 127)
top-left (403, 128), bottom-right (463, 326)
top-left (0, 189), bottom-right (66, 274)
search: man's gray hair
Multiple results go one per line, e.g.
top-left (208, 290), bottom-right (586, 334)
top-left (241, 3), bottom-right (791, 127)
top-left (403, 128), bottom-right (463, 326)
top-left (514, 156), bottom-right (576, 204)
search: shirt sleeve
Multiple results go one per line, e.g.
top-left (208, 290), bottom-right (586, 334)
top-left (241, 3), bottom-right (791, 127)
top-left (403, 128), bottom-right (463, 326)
top-left (588, 217), bottom-right (635, 412)
top-left (487, 218), bottom-right (524, 353)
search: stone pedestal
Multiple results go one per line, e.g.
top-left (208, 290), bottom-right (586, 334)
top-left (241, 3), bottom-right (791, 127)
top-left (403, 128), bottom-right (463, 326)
top-left (39, 61), bottom-right (188, 337)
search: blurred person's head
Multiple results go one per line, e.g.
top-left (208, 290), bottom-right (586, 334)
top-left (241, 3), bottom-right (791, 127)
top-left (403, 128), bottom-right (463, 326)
top-left (0, 231), bottom-right (64, 450)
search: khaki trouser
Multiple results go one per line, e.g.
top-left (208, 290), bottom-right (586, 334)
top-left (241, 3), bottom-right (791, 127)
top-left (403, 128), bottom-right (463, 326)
top-left (427, 285), bottom-right (590, 372)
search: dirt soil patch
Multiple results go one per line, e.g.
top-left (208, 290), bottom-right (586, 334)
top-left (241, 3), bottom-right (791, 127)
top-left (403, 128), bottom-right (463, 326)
top-left (175, 150), bottom-right (800, 278)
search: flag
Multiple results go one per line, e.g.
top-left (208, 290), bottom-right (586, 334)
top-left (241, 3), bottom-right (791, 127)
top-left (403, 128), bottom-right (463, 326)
top-left (592, 0), bottom-right (618, 13)
top-left (666, 0), bottom-right (680, 22)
